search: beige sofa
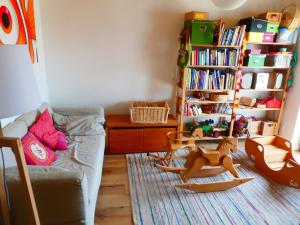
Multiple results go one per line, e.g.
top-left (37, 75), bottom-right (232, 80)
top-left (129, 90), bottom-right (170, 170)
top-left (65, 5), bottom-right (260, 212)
top-left (1, 103), bottom-right (105, 225)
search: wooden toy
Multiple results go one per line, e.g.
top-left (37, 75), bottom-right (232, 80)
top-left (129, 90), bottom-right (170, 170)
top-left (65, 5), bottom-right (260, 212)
top-left (245, 135), bottom-right (300, 189)
top-left (147, 128), bottom-right (203, 166)
top-left (156, 136), bottom-right (254, 192)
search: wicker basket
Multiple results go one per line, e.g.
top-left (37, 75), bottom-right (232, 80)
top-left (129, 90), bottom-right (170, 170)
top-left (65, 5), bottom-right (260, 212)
top-left (210, 93), bottom-right (228, 102)
top-left (129, 101), bottom-right (170, 124)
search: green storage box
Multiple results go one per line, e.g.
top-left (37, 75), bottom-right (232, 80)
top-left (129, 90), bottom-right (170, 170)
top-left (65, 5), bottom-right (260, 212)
top-left (266, 23), bottom-right (279, 33)
top-left (184, 20), bottom-right (215, 45)
top-left (244, 54), bottom-right (266, 67)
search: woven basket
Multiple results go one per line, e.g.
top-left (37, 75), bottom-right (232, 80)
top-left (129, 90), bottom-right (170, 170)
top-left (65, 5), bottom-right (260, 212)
top-left (129, 101), bottom-right (170, 124)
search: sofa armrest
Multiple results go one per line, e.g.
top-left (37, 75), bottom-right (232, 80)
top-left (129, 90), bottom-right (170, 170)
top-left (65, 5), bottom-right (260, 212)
top-left (53, 106), bottom-right (105, 124)
top-left (6, 166), bottom-right (89, 225)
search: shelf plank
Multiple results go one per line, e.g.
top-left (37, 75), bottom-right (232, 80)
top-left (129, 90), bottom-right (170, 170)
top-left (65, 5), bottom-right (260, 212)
top-left (189, 65), bottom-right (238, 69)
top-left (245, 41), bottom-right (296, 46)
top-left (186, 89), bottom-right (233, 92)
top-left (184, 113), bottom-right (231, 118)
top-left (234, 107), bottom-right (281, 111)
top-left (192, 44), bottom-right (242, 49)
top-left (186, 100), bottom-right (234, 104)
top-left (239, 89), bottom-right (284, 92)
top-left (241, 66), bottom-right (290, 69)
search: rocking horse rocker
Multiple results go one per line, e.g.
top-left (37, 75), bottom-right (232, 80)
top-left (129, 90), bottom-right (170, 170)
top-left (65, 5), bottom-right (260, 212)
top-left (156, 136), bottom-right (254, 192)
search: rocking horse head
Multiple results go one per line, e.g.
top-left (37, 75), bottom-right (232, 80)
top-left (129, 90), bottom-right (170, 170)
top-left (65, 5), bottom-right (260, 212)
top-left (227, 136), bottom-right (238, 153)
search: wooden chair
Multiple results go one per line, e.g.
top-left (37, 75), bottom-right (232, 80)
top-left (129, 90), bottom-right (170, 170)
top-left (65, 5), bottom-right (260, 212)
top-left (147, 128), bottom-right (203, 166)
top-left (156, 136), bottom-right (254, 192)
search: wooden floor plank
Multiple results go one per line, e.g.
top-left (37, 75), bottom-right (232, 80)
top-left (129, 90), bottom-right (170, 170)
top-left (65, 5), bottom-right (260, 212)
top-left (96, 155), bottom-right (133, 225)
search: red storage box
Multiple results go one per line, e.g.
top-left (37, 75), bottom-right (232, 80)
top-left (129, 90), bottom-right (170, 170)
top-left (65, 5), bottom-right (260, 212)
top-left (262, 32), bottom-right (275, 43)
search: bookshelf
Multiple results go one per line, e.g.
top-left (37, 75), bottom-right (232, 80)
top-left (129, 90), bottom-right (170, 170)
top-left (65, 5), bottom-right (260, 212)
top-left (176, 17), bottom-right (297, 140)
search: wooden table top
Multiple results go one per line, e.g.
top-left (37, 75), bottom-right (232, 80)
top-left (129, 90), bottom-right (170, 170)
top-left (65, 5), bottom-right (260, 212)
top-left (106, 114), bottom-right (178, 128)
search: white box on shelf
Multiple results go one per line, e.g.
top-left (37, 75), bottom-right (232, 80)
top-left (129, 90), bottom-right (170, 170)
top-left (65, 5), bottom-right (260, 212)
top-left (252, 73), bottom-right (269, 89)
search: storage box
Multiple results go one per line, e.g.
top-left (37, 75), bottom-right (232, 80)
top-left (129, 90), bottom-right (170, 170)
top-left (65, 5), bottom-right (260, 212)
top-left (239, 17), bottom-right (267, 32)
top-left (252, 73), bottom-right (269, 89)
top-left (184, 20), bottom-right (215, 45)
top-left (258, 12), bottom-right (282, 24)
top-left (264, 53), bottom-right (293, 67)
top-left (266, 23), bottom-right (279, 33)
top-left (185, 11), bottom-right (209, 21)
top-left (246, 32), bottom-right (264, 42)
top-left (240, 97), bottom-right (256, 107)
top-left (129, 101), bottom-right (170, 124)
top-left (247, 119), bottom-right (262, 135)
top-left (244, 54), bottom-right (266, 67)
top-left (276, 27), bottom-right (299, 44)
top-left (262, 32), bottom-right (275, 43)
top-left (245, 49), bottom-right (261, 55)
top-left (260, 121), bottom-right (276, 136)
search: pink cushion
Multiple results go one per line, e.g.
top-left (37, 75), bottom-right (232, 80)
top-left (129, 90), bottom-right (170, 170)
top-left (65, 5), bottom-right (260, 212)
top-left (21, 132), bottom-right (56, 166)
top-left (29, 109), bottom-right (58, 148)
top-left (55, 131), bottom-right (68, 150)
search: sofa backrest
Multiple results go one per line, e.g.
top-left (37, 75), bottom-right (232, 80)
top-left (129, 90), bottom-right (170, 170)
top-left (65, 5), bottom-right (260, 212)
top-left (1, 103), bottom-right (53, 168)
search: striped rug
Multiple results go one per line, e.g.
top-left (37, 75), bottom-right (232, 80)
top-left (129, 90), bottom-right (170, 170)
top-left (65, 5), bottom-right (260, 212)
top-left (127, 150), bottom-right (300, 225)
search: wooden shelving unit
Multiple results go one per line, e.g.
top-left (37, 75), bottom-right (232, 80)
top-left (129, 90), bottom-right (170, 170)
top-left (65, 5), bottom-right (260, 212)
top-left (176, 18), bottom-right (296, 140)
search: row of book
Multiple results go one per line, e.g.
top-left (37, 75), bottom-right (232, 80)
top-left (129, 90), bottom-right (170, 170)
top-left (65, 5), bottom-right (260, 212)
top-left (189, 49), bottom-right (240, 66)
top-left (219, 25), bottom-right (246, 46)
top-left (184, 104), bottom-right (203, 117)
top-left (184, 104), bottom-right (232, 117)
top-left (186, 69), bottom-right (236, 90)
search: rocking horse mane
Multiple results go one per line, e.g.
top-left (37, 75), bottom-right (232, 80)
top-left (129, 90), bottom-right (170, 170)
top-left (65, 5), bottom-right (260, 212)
top-left (216, 137), bottom-right (237, 156)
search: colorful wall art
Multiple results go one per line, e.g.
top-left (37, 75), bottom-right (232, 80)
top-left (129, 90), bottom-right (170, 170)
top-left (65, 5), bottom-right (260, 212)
top-left (0, 0), bottom-right (38, 63)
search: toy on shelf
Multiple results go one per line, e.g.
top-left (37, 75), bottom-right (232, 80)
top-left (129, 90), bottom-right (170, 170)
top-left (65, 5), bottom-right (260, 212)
top-left (147, 128), bottom-right (203, 166)
top-left (156, 136), bottom-right (254, 192)
top-left (188, 119), bottom-right (229, 138)
top-left (245, 135), bottom-right (300, 189)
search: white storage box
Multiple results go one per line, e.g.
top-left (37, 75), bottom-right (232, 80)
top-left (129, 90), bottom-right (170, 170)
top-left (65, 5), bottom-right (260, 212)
top-left (252, 73), bottom-right (269, 89)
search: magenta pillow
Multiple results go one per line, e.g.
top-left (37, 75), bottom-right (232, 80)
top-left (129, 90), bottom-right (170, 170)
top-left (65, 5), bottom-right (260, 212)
top-left (21, 132), bottom-right (56, 166)
top-left (29, 109), bottom-right (58, 148)
top-left (55, 131), bottom-right (68, 150)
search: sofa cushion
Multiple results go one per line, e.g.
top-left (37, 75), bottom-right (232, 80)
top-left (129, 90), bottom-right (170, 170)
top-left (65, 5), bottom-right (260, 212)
top-left (16, 102), bottom-right (53, 128)
top-left (52, 135), bottom-right (105, 208)
top-left (53, 106), bottom-right (105, 125)
top-left (21, 132), bottom-right (56, 166)
top-left (29, 109), bottom-right (59, 148)
top-left (53, 113), bottom-right (105, 136)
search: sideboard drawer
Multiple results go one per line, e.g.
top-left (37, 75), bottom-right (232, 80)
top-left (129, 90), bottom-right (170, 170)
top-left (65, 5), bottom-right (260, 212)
top-left (109, 129), bottom-right (143, 154)
top-left (143, 128), bottom-right (176, 152)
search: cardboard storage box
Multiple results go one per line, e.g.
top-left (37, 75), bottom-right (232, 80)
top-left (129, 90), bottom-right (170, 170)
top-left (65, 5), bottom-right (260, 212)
top-left (239, 17), bottom-right (267, 32)
top-left (260, 121), bottom-right (276, 136)
top-left (184, 20), bottom-right (215, 45)
top-left (266, 23), bottom-right (279, 33)
top-left (244, 54), bottom-right (266, 67)
top-left (247, 119), bottom-right (262, 135)
top-left (246, 32), bottom-right (264, 42)
top-left (258, 12), bottom-right (282, 24)
top-left (252, 73), bottom-right (269, 89)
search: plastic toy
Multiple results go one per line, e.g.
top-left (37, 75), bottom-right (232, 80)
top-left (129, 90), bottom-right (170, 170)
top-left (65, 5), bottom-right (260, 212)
top-left (245, 135), bottom-right (300, 189)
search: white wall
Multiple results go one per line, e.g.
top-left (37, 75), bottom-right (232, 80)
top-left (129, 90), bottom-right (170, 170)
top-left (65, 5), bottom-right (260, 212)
top-left (40, 0), bottom-right (282, 114)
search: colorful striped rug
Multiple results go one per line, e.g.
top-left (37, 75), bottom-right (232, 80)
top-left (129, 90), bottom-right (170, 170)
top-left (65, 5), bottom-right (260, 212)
top-left (127, 150), bottom-right (300, 225)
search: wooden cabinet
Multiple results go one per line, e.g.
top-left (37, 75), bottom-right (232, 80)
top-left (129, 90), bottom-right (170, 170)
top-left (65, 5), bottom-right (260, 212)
top-left (105, 115), bottom-right (177, 154)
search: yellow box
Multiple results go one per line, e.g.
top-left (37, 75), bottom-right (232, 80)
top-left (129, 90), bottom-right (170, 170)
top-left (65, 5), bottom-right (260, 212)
top-left (246, 32), bottom-right (264, 43)
top-left (185, 11), bottom-right (209, 21)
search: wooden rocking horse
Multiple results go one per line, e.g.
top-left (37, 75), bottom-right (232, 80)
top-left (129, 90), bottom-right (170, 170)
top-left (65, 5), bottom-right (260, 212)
top-left (156, 136), bottom-right (254, 192)
top-left (147, 128), bottom-right (203, 166)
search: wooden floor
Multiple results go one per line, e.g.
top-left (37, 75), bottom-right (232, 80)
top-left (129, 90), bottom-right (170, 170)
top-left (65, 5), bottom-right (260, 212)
top-left (95, 155), bottom-right (133, 225)
top-left (95, 150), bottom-right (300, 225)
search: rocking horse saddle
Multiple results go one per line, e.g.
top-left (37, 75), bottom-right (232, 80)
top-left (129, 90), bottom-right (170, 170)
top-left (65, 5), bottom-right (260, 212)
top-left (199, 148), bottom-right (221, 165)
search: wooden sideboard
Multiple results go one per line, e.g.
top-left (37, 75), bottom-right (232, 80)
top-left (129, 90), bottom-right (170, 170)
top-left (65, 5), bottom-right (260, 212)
top-left (105, 114), bottom-right (177, 154)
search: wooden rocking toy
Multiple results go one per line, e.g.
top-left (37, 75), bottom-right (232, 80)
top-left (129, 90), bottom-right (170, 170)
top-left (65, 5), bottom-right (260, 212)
top-left (147, 128), bottom-right (203, 166)
top-left (245, 135), bottom-right (300, 189)
top-left (156, 136), bottom-right (254, 192)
